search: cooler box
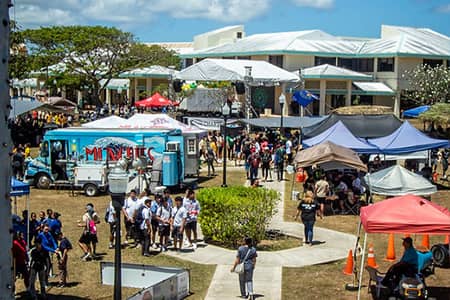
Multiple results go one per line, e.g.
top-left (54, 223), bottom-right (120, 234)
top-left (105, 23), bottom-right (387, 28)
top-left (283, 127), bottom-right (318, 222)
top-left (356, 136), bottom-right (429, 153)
top-left (162, 152), bottom-right (179, 186)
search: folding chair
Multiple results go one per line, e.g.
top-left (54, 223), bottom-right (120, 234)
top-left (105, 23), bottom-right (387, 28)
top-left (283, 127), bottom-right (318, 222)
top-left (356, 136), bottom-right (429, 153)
top-left (365, 266), bottom-right (388, 299)
top-left (344, 191), bottom-right (361, 215)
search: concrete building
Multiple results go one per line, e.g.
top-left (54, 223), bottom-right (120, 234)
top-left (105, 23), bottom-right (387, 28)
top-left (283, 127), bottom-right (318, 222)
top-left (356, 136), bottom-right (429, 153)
top-left (180, 25), bottom-right (450, 116)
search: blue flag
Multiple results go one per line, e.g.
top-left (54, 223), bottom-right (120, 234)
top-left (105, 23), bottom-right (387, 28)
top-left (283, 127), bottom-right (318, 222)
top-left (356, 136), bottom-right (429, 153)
top-left (293, 90), bottom-right (319, 108)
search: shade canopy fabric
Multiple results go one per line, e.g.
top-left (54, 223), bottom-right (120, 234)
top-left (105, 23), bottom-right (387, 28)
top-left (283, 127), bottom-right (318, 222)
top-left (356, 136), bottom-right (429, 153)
top-left (368, 121), bottom-right (450, 154)
top-left (99, 78), bottom-right (130, 90)
top-left (81, 116), bottom-right (128, 128)
top-left (135, 93), bottom-right (174, 108)
top-left (301, 64), bottom-right (373, 80)
top-left (353, 82), bottom-right (395, 96)
top-left (119, 114), bottom-right (204, 133)
top-left (9, 98), bottom-right (44, 118)
top-left (294, 141), bottom-right (368, 172)
top-left (403, 105), bottom-right (430, 118)
top-left (47, 97), bottom-right (77, 107)
top-left (175, 58), bottom-right (300, 85)
top-left (360, 195), bottom-right (450, 234)
top-left (11, 177), bottom-right (30, 196)
top-left (364, 165), bottom-right (437, 196)
top-left (302, 121), bottom-right (378, 154)
top-left (240, 116), bottom-right (326, 129)
top-left (119, 65), bottom-right (178, 78)
top-left (302, 114), bottom-right (403, 138)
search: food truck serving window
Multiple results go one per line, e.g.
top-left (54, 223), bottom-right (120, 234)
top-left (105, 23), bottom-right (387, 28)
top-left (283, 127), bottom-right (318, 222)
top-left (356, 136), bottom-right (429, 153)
top-left (187, 138), bottom-right (196, 155)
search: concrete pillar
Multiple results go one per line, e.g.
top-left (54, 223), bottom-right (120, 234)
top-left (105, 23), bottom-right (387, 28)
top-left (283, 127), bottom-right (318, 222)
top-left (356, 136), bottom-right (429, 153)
top-left (106, 88), bottom-right (111, 110)
top-left (77, 91), bottom-right (83, 107)
top-left (146, 78), bottom-right (152, 96)
top-left (319, 79), bottom-right (326, 115)
top-left (134, 78), bottom-right (139, 101)
top-left (394, 92), bottom-right (401, 117)
top-left (61, 86), bottom-right (66, 99)
top-left (346, 80), bottom-right (352, 107)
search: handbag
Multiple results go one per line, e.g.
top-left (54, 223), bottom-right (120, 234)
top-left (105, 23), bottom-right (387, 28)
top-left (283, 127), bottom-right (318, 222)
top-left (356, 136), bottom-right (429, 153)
top-left (234, 248), bottom-right (251, 274)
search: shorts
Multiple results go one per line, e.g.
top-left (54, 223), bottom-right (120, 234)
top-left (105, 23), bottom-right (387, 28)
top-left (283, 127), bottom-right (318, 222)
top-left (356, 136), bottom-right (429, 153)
top-left (109, 222), bottom-right (116, 235)
top-left (158, 225), bottom-right (170, 237)
top-left (171, 226), bottom-right (184, 240)
top-left (316, 197), bottom-right (326, 204)
top-left (151, 219), bottom-right (159, 232)
top-left (185, 221), bottom-right (197, 231)
top-left (79, 232), bottom-right (97, 244)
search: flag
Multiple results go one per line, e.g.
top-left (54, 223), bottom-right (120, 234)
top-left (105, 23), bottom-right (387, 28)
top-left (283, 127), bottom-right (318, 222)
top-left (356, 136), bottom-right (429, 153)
top-left (293, 90), bottom-right (319, 108)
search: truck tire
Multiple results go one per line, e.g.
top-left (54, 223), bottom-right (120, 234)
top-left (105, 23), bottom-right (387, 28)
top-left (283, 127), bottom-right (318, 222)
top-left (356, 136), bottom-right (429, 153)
top-left (35, 173), bottom-right (51, 189)
top-left (84, 184), bottom-right (99, 197)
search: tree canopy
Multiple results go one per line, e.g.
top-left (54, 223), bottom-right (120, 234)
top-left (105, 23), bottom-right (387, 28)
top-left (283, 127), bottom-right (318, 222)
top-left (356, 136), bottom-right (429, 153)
top-left (22, 25), bottom-right (180, 104)
top-left (402, 64), bottom-right (450, 105)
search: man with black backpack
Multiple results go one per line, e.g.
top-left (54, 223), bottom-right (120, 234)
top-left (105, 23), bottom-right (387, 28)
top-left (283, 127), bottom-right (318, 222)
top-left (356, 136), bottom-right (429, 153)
top-left (138, 198), bottom-right (152, 256)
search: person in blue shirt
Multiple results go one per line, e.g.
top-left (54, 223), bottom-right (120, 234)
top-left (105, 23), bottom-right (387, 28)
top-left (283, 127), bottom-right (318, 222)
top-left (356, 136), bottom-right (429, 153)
top-left (37, 224), bottom-right (58, 285)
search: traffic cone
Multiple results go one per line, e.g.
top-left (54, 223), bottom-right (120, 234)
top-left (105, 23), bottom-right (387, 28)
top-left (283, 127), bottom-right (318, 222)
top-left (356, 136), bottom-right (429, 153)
top-left (343, 249), bottom-right (354, 275)
top-left (367, 243), bottom-right (379, 268)
top-left (445, 235), bottom-right (449, 244)
top-left (385, 233), bottom-right (396, 262)
top-left (421, 234), bottom-right (430, 250)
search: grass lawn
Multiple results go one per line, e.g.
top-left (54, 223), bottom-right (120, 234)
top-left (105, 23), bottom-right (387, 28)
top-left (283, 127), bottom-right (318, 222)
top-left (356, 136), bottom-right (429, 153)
top-left (282, 173), bottom-right (450, 300)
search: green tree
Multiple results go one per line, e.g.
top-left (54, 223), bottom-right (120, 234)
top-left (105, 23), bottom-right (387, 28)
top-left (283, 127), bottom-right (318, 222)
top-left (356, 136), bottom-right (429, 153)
top-left (402, 64), bottom-right (450, 104)
top-left (9, 21), bottom-right (31, 80)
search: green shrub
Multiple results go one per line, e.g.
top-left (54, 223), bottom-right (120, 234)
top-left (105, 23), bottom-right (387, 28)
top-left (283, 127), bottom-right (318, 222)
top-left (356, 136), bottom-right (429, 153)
top-left (197, 186), bottom-right (278, 248)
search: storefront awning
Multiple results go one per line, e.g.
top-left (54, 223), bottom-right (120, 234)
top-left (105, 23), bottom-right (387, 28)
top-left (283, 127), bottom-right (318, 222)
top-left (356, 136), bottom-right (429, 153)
top-left (353, 82), bottom-right (395, 96)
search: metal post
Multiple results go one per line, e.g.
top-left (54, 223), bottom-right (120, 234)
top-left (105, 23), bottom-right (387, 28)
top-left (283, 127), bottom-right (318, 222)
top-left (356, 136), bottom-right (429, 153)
top-left (280, 102), bottom-right (284, 131)
top-left (111, 193), bottom-right (124, 300)
top-left (222, 115), bottom-right (228, 187)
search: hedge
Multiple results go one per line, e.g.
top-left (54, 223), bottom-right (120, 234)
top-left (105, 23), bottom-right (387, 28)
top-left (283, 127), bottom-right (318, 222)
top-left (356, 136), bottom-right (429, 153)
top-left (197, 186), bottom-right (278, 248)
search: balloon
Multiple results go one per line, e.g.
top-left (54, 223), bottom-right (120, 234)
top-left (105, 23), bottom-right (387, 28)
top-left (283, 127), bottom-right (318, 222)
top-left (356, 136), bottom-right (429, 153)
top-left (190, 82), bottom-right (197, 89)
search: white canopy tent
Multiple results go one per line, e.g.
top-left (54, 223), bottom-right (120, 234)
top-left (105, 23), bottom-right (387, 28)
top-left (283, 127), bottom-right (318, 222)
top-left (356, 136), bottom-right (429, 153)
top-left (81, 115), bottom-right (128, 128)
top-left (175, 58), bottom-right (300, 85)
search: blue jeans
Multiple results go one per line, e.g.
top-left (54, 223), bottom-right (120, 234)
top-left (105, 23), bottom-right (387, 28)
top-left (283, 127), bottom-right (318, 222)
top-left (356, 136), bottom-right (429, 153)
top-left (303, 220), bottom-right (315, 243)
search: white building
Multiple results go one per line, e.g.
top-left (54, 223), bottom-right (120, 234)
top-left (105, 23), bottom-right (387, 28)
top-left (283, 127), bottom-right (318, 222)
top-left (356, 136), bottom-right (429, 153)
top-left (180, 25), bottom-right (450, 116)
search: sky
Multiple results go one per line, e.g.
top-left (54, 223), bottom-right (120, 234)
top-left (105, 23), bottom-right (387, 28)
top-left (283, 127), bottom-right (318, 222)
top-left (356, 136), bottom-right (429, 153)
top-left (10, 0), bottom-right (450, 43)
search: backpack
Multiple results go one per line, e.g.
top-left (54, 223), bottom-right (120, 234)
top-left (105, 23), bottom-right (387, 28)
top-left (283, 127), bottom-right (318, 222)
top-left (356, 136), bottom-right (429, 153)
top-left (104, 206), bottom-right (111, 223)
top-left (88, 219), bottom-right (97, 235)
top-left (134, 205), bottom-right (146, 227)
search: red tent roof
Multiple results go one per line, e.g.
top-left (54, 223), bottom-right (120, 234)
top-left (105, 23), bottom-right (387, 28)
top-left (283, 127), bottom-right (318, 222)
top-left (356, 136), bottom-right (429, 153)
top-left (135, 92), bottom-right (173, 108)
top-left (360, 195), bottom-right (450, 235)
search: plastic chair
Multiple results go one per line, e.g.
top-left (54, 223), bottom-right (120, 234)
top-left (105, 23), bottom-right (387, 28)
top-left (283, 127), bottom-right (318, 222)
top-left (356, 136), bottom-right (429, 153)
top-left (365, 266), bottom-right (387, 299)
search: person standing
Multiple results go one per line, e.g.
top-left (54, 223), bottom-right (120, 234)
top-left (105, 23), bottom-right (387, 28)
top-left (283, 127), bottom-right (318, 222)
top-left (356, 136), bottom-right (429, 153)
top-left (285, 137), bottom-right (293, 164)
top-left (56, 232), bottom-right (72, 288)
top-left (294, 191), bottom-right (319, 245)
top-left (170, 196), bottom-right (187, 252)
top-left (122, 190), bottom-right (139, 245)
top-left (37, 224), bottom-right (57, 284)
top-left (231, 237), bottom-right (258, 300)
top-left (106, 200), bottom-right (116, 249)
top-left (274, 144), bottom-right (285, 182)
top-left (12, 231), bottom-right (29, 290)
top-left (260, 147), bottom-right (272, 182)
top-left (183, 189), bottom-right (201, 249)
top-left (156, 198), bottom-right (172, 252)
top-left (204, 146), bottom-right (216, 177)
top-left (140, 198), bottom-right (152, 256)
top-left (29, 238), bottom-right (48, 299)
top-left (247, 150), bottom-right (260, 182)
top-left (314, 174), bottom-right (329, 218)
top-left (150, 194), bottom-right (162, 249)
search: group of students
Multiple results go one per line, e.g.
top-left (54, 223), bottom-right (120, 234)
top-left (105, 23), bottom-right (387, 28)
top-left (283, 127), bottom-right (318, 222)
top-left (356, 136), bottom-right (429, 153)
top-left (12, 209), bottom-right (72, 299)
top-left (108, 188), bottom-right (201, 256)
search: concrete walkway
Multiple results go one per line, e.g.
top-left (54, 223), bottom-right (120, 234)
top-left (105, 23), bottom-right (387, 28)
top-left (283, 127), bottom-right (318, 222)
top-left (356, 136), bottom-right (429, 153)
top-left (165, 171), bottom-right (357, 299)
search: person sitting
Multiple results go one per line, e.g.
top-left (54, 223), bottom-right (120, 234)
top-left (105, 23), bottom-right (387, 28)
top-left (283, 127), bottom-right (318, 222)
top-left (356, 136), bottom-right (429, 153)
top-left (381, 237), bottom-right (423, 290)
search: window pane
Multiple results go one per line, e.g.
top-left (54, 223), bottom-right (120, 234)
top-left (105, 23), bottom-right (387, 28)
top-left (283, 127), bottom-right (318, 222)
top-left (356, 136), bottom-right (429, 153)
top-left (423, 59), bottom-right (443, 68)
top-left (269, 55), bottom-right (283, 68)
top-left (315, 56), bottom-right (336, 66)
top-left (338, 58), bottom-right (354, 70)
top-left (377, 58), bottom-right (394, 72)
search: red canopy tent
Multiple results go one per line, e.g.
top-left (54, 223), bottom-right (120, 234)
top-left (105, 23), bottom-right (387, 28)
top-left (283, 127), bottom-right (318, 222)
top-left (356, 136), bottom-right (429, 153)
top-left (135, 93), bottom-right (173, 108)
top-left (361, 194), bottom-right (450, 235)
top-left (356, 195), bottom-right (450, 299)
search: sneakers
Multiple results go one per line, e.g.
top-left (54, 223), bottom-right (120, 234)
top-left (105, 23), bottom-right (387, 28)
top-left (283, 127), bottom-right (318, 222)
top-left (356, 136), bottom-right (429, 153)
top-left (124, 240), bottom-right (129, 245)
top-left (152, 243), bottom-right (158, 249)
top-left (56, 283), bottom-right (66, 288)
top-left (109, 243), bottom-right (114, 249)
top-left (143, 252), bottom-right (151, 257)
top-left (192, 243), bottom-right (197, 250)
top-left (81, 253), bottom-right (91, 261)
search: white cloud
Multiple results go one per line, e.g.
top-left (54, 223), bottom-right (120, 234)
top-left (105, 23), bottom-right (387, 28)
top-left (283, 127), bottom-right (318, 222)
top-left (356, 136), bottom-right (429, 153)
top-left (291, 0), bottom-right (334, 9)
top-left (435, 3), bottom-right (450, 13)
top-left (11, 0), bottom-right (271, 28)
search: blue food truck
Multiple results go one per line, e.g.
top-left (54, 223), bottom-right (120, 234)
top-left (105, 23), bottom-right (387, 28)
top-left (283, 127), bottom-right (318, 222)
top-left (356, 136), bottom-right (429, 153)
top-left (25, 127), bottom-right (200, 196)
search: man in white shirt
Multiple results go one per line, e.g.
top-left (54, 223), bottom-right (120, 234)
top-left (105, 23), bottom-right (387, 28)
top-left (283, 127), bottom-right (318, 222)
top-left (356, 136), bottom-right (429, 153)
top-left (285, 137), bottom-right (293, 164)
top-left (122, 190), bottom-right (138, 245)
top-left (183, 189), bottom-right (201, 250)
top-left (140, 199), bottom-right (152, 256)
top-left (156, 198), bottom-right (172, 252)
top-left (171, 196), bottom-right (187, 251)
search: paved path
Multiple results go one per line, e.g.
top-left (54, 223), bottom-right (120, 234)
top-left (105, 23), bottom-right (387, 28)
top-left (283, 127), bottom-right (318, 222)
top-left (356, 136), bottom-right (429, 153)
top-left (165, 171), bottom-right (357, 299)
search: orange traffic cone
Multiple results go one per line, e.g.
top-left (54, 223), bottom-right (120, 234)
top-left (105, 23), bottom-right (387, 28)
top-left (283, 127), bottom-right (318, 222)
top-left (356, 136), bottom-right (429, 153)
top-left (422, 234), bottom-right (430, 250)
top-left (343, 249), bottom-right (354, 275)
top-left (445, 235), bottom-right (449, 244)
top-left (385, 233), bottom-right (396, 262)
top-left (367, 243), bottom-right (379, 268)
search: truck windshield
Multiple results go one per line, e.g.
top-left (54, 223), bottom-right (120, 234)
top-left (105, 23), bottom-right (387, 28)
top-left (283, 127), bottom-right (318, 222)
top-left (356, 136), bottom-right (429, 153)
top-left (39, 141), bottom-right (49, 158)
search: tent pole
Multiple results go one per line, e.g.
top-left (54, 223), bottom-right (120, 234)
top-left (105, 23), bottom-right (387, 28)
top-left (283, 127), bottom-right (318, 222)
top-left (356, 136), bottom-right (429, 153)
top-left (27, 194), bottom-right (30, 248)
top-left (14, 196), bottom-right (17, 215)
top-left (357, 232), bottom-right (368, 300)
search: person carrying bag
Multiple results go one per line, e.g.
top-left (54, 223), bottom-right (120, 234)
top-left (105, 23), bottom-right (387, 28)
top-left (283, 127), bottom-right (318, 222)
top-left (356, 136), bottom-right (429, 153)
top-left (231, 237), bottom-right (258, 300)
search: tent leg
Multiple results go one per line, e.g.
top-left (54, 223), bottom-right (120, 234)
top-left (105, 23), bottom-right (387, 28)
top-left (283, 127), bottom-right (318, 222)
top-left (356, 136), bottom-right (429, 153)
top-left (27, 195), bottom-right (30, 248)
top-left (346, 220), bottom-right (363, 291)
top-left (357, 232), bottom-right (368, 300)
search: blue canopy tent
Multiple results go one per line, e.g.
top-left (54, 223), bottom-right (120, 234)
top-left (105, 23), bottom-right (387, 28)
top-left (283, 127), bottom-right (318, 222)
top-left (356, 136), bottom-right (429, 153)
top-left (302, 121), bottom-right (379, 154)
top-left (368, 121), bottom-right (450, 154)
top-left (11, 177), bottom-right (30, 246)
top-left (403, 105), bottom-right (430, 118)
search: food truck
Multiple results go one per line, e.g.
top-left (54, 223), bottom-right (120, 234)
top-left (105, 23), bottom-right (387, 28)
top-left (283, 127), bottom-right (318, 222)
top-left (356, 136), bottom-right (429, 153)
top-left (25, 126), bottom-right (201, 196)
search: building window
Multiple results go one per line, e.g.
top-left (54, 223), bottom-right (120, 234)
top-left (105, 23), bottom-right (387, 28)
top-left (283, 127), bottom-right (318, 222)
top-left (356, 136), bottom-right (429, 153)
top-left (184, 58), bottom-right (193, 68)
top-left (315, 56), bottom-right (336, 66)
top-left (222, 56), bottom-right (235, 59)
top-left (237, 32), bottom-right (243, 39)
top-left (237, 56), bottom-right (251, 60)
top-left (377, 57), bottom-right (394, 72)
top-left (338, 58), bottom-right (374, 72)
top-left (187, 138), bottom-right (196, 155)
top-left (423, 59), bottom-right (443, 68)
top-left (268, 55), bottom-right (283, 68)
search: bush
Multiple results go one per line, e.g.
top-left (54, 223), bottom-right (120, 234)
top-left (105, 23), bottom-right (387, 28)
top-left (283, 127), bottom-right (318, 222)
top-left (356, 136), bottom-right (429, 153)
top-left (197, 186), bottom-right (278, 248)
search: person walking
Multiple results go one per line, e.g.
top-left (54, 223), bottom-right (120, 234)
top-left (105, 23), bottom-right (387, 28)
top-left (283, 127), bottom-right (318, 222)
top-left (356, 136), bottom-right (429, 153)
top-left (274, 144), bottom-right (285, 181)
top-left (12, 231), bottom-right (29, 291)
top-left (314, 174), bottom-right (329, 218)
top-left (231, 237), bottom-right (258, 300)
top-left (260, 147), bottom-right (272, 182)
top-left (78, 203), bottom-right (100, 261)
top-left (29, 238), bottom-right (48, 299)
top-left (56, 232), bottom-right (72, 288)
top-left (294, 191), bottom-right (319, 245)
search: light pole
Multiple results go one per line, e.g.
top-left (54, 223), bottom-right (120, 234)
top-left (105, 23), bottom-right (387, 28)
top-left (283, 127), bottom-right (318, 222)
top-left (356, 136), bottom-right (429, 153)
top-left (279, 93), bottom-right (286, 134)
top-left (222, 102), bottom-right (231, 187)
top-left (107, 166), bottom-right (129, 300)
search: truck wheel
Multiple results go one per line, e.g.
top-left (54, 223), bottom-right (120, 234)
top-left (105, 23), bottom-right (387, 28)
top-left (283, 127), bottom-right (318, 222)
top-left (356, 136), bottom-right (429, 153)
top-left (84, 184), bottom-right (99, 197)
top-left (35, 174), bottom-right (51, 189)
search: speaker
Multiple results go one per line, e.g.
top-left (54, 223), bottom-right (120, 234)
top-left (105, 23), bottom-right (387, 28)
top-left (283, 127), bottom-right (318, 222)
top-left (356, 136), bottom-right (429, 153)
top-left (173, 80), bottom-right (183, 93)
top-left (234, 82), bottom-right (245, 94)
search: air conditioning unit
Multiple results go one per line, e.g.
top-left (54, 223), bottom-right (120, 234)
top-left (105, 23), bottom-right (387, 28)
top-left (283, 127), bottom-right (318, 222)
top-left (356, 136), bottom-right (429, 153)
top-left (166, 142), bottom-right (180, 152)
